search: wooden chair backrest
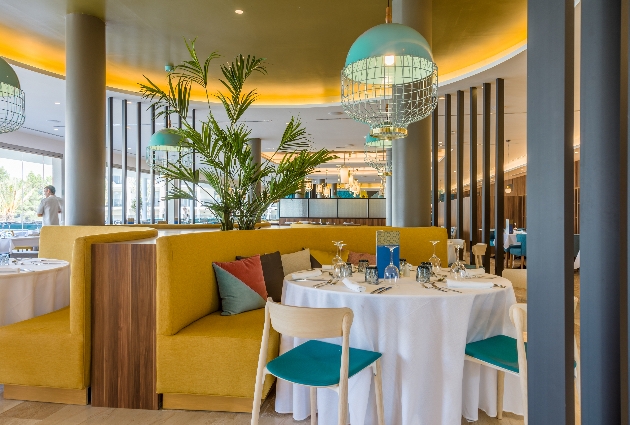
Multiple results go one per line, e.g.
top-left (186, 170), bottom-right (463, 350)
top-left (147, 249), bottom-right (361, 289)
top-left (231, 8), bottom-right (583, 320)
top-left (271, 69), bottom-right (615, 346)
top-left (267, 300), bottom-right (353, 339)
top-left (472, 243), bottom-right (487, 268)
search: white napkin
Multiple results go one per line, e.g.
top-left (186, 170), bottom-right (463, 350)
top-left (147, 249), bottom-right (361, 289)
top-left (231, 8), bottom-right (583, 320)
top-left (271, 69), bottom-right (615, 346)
top-left (0, 267), bottom-right (17, 273)
top-left (291, 269), bottom-right (322, 280)
top-left (465, 268), bottom-right (485, 276)
top-left (342, 278), bottom-right (366, 293)
top-left (446, 278), bottom-right (493, 289)
top-left (321, 265), bottom-right (333, 271)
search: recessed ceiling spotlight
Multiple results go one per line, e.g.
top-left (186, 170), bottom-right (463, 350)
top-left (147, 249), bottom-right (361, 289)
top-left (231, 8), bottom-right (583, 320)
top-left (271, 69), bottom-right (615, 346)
top-left (328, 111), bottom-right (344, 116)
top-left (54, 128), bottom-right (59, 131)
top-left (47, 119), bottom-right (60, 123)
top-left (235, 9), bottom-right (244, 14)
top-left (128, 147), bottom-right (132, 150)
top-left (54, 102), bottom-right (60, 105)
top-left (438, 96), bottom-right (444, 100)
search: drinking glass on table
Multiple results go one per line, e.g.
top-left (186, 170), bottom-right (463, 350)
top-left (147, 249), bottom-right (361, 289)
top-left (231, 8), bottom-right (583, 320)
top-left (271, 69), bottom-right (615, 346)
top-left (429, 240), bottom-right (442, 273)
top-left (383, 245), bottom-right (400, 285)
top-left (365, 266), bottom-right (379, 285)
top-left (357, 259), bottom-right (369, 273)
top-left (0, 254), bottom-right (9, 266)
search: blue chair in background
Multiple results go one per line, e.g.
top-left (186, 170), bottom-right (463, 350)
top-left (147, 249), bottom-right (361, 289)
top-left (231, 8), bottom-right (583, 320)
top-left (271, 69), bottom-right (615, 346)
top-left (508, 233), bottom-right (527, 269)
top-left (489, 230), bottom-right (496, 247)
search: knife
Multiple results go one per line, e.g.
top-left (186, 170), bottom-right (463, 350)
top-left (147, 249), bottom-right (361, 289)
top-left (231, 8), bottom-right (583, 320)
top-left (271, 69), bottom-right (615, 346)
top-left (377, 286), bottom-right (393, 294)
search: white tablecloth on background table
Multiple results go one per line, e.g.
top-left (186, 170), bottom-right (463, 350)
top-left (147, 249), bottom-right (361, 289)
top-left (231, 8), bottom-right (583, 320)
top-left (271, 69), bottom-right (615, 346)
top-left (504, 231), bottom-right (526, 249)
top-left (276, 273), bottom-right (521, 425)
top-left (574, 250), bottom-right (580, 269)
top-left (0, 259), bottom-right (70, 326)
top-left (0, 236), bottom-right (40, 253)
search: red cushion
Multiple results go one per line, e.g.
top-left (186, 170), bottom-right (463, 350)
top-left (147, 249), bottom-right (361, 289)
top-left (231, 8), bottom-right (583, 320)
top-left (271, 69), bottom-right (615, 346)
top-left (214, 255), bottom-right (268, 300)
top-left (347, 251), bottom-right (377, 266)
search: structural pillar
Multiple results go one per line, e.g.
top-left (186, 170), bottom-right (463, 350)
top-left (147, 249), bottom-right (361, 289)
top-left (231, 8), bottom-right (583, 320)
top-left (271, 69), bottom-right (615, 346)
top-left (528, 0), bottom-right (575, 422)
top-left (581, 0), bottom-right (624, 422)
top-left (65, 13), bottom-right (106, 225)
top-left (385, 148), bottom-right (392, 225)
top-left (391, 0), bottom-right (432, 227)
top-left (469, 87), bottom-right (478, 263)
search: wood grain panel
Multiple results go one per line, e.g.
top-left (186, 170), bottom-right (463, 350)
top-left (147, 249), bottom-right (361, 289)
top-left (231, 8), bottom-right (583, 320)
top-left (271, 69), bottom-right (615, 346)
top-left (91, 243), bottom-right (158, 410)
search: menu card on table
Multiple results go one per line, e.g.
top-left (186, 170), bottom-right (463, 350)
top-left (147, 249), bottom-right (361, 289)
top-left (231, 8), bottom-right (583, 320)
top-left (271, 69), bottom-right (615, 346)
top-left (376, 230), bottom-right (400, 278)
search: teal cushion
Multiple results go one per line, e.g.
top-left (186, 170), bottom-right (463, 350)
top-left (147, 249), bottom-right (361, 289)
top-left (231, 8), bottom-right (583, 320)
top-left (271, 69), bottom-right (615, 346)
top-left (267, 340), bottom-right (381, 387)
top-left (465, 335), bottom-right (524, 374)
top-left (212, 264), bottom-right (266, 316)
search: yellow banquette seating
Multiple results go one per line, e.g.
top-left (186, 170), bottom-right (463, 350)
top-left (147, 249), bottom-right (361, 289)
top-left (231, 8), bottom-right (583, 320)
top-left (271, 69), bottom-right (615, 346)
top-left (156, 226), bottom-right (447, 412)
top-left (0, 226), bottom-right (158, 405)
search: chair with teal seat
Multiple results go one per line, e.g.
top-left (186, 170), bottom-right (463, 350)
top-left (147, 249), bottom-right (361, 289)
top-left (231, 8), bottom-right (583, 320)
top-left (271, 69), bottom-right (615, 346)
top-left (508, 233), bottom-right (527, 269)
top-left (251, 300), bottom-right (384, 425)
top-left (464, 303), bottom-right (528, 423)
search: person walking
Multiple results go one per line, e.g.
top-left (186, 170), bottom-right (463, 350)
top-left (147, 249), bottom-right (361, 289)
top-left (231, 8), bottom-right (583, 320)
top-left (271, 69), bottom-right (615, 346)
top-left (37, 185), bottom-right (62, 226)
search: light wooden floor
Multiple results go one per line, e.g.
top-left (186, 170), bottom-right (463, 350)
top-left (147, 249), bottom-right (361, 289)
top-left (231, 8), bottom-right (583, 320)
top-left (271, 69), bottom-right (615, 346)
top-left (0, 258), bottom-right (585, 425)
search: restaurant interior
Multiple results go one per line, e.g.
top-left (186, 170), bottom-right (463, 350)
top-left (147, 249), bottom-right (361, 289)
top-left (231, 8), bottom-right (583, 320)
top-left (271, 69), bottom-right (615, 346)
top-left (0, 0), bottom-right (624, 424)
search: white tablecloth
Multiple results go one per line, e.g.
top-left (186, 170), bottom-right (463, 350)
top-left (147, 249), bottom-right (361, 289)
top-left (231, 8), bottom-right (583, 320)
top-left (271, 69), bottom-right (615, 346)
top-left (0, 236), bottom-right (40, 253)
top-left (277, 274), bottom-right (521, 425)
top-left (0, 259), bottom-right (70, 326)
top-left (504, 232), bottom-right (526, 248)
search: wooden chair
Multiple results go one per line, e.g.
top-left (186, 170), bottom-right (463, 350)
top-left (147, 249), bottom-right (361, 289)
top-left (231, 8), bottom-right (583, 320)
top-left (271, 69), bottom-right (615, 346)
top-left (251, 300), bottom-right (384, 425)
top-left (471, 243), bottom-right (487, 269)
top-left (465, 298), bottom-right (580, 425)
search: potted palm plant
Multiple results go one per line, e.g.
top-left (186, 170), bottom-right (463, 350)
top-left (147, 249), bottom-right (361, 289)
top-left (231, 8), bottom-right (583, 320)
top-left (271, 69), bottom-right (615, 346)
top-left (139, 39), bottom-right (335, 230)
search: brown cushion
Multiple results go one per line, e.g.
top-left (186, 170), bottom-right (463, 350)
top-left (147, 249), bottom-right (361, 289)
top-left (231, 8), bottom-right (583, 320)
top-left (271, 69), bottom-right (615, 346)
top-left (347, 251), bottom-right (377, 266)
top-left (236, 251), bottom-right (285, 302)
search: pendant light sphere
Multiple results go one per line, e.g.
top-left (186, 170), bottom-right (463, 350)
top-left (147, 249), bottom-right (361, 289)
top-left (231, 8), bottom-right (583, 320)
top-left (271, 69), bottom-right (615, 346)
top-left (341, 23), bottom-right (438, 141)
top-left (0, 57), bottom-right (25, 134)
top-left (146, 128), bottom-right (192, 169)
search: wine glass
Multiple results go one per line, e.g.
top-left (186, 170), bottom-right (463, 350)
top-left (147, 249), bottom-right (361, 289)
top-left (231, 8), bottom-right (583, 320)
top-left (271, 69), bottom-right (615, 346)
top-left (332, 241), bottom-right (343, 265)
top-left (332, 241), bottom-right (346, 279)
top-left (450, 241), bottom-right (466, 274)
top-left (383, 245), bottom-right (400, 285)
top-left (429, 240), bottom-right (442, 274)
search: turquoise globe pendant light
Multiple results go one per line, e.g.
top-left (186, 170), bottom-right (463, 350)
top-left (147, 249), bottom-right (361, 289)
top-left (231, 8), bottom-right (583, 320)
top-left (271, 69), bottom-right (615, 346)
top-left (364, 131), bottom-right (392, 176)
top-left (146, 127), bottom-right (191, 169)
top-left (341, 1), bottom-right (438, 141)
top-left (0, 57), bottom-right (25, 134)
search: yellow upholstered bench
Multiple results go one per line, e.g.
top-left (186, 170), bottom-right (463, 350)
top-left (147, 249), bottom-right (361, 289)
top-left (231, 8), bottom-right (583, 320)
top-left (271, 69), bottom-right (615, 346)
top-left (156, 226), bottom-right (447, 412)
top-left (0, 226), bottom-right (157, 404)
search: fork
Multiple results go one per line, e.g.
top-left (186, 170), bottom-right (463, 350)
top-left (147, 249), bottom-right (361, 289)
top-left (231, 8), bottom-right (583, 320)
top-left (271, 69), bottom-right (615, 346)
top-left (493, 283), bottom-right (506, 289)
top-left (313, 279), bottom-right (334, 288)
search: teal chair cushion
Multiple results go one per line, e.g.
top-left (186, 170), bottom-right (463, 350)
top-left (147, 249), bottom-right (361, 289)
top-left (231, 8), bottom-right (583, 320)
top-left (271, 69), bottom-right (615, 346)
top-left (267, 340), bottom-right (382, 387)
top-left (465, 335), bottom-right (525, 374)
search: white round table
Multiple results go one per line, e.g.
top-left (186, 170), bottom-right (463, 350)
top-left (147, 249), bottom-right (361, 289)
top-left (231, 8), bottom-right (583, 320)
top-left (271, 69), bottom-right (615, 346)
top-left (276, 272), bottom-right (522, 425)
top-left (0, 258), bottom-right (70, 326)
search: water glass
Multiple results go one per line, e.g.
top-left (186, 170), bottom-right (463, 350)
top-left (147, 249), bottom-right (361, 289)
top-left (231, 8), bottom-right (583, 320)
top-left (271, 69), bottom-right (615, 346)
top-left (365, 266), bottom-right (379, 285)
top-left (399, 258), bottom-right (407, 272)
top-left (416, 262), bottom-right (432, 283)
top-left (340, 262), bottom-right (353, 278)
top-left (0, 254), bottom-right (9, 266)
top-left (357, 259), bottom-right (369, 273)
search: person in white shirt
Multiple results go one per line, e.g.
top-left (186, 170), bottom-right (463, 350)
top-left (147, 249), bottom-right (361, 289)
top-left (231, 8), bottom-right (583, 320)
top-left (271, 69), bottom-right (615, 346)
top-left (37, 185), bottom-right (62, 226)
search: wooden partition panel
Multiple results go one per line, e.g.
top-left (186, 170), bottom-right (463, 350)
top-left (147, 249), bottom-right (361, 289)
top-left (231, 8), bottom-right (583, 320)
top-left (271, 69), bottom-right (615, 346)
top-left (91, 243), bottom-right (158, 410)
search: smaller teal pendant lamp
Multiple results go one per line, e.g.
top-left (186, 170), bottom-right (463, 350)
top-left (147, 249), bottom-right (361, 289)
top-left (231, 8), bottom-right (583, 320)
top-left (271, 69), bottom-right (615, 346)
top-left (0, 57), bottom-right (26, 134)
top-left (146, 128), bottom-right (191, 169)
top-left (364, 131), bottom-right (392, 176)
top-left (341, 2), bottom-right (438, 141)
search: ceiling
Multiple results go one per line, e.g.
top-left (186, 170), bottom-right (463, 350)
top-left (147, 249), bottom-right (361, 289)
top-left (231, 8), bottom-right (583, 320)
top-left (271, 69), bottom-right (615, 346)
top-left (0, 0), bottom-right (526, 104)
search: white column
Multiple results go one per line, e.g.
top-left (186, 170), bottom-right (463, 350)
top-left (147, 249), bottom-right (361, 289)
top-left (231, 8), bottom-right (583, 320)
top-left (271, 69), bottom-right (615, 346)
top-left (64, 13), bottom-right (106, 225)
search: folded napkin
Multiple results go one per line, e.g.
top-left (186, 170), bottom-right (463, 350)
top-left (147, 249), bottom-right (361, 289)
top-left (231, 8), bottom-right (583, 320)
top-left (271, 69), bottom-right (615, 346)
top-left (321, 265), bottom-right (333, 271)
top-left (0, 267), bottom-right (17, 273)
top-left (291, 269), bottom-right (322, 280)
top-left (446, 278), bottom-right (493, 289)
top-left (342, 278), bottom-right (366, 293)
top-left (465, 268), bottom-right (485, 276)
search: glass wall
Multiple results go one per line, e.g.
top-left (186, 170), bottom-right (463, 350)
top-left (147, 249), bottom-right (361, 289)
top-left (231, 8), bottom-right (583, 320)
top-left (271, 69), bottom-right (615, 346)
top-left (0, 148), bottom-right (61, 230)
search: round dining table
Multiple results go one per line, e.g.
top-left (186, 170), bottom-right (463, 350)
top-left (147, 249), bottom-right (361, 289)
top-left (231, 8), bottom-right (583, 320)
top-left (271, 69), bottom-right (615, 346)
top-left (0, 235), bottom-right (40, 254)
top-left (276, 271), bottom-right (523, 425)
top-left (0, 258), bottom-right (70, 326)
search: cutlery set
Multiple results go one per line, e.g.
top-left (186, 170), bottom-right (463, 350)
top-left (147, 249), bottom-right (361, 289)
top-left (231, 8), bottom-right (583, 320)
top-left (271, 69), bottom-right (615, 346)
top-left (370, 286), bottom-right (392, 294)
top-left (313, 279), bottom-right (335, 288)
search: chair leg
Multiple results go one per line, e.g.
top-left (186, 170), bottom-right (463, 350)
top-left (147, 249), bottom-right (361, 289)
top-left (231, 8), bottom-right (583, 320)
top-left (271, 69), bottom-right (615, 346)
top-left (373, 359), bottom-right (385, 425)
top-left (310, 387), bottom-right (317, 425)
top-left (497, 370), bottom-right (505, 420)
top-left (251, 371), bottom-right (266, 425)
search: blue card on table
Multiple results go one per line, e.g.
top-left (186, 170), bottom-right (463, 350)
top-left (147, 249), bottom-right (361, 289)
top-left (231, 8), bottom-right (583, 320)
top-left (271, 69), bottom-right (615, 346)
top-left (376, 230), bottom-right (400, 279)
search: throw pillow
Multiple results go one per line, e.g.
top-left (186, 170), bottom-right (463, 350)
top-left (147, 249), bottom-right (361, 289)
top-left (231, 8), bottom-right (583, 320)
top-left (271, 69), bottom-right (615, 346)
top-left (236, 251), bottom-right (284, 302)
top-left (213, 256), bottom-right (267, 316)
top-left (281, 249), bottom-right (312, 276)
top-left (347, 251), bottom-right (377, 266)
top-left (309, 248), bottom-right (349, 266)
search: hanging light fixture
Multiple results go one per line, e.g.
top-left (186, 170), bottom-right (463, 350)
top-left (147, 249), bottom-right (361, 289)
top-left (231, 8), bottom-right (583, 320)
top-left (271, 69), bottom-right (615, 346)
top-left (341, 1), bottom-right (438, 141)
top-left (146, 128), bottom-right (192, 169)
top-left (505, 183), bottom-right (513, 194)
top-left (364, 132), bottom-right (392, 176)
top-left (304, 179), bottom-right (313, 193)
top-left (0, 57), bottom-right (25, 134)
top-left (338, 152), bottom-right (350, 184)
